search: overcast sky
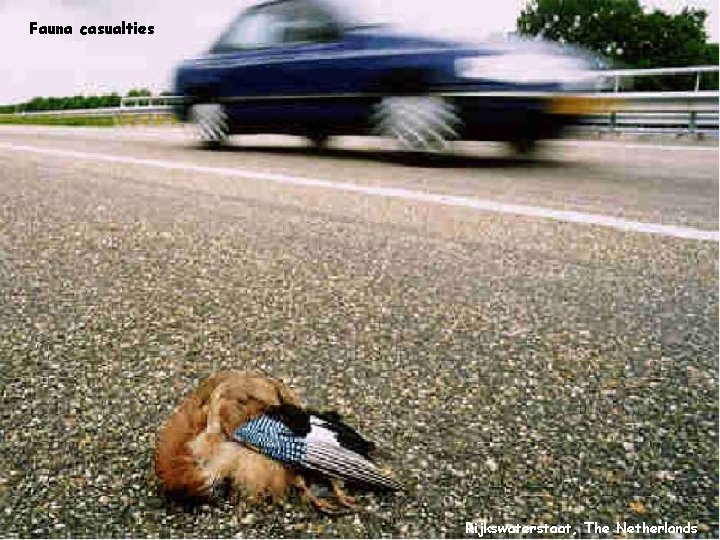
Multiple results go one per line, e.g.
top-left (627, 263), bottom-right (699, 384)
top-left (0, 0), bottom-right (717, 103)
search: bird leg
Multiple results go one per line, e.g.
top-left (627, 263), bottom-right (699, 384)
top-left (331, 478), bottom-right (357, 509)
top-left (294, 476), bottom-right (346, 515)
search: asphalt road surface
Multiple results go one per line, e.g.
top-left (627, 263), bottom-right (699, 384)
top-left (0, 126), bottom-right (718, 538)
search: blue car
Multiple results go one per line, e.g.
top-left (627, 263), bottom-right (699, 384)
top-left (173, 0), bottom-right (606, 152)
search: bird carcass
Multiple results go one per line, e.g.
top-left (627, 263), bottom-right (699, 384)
top-left (153, 371), bottom-right (401, 512)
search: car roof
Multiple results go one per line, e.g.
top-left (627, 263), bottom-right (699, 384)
top-left (243, 0), bottom-right (347, 27)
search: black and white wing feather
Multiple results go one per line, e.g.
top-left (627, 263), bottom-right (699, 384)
top-left (232, 405), bottom-right (401, 491)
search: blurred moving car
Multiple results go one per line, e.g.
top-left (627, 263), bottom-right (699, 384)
top-left (173, 0), bottom-right (608, 152)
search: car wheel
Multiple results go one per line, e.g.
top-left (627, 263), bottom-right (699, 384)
top-left (372, 96), bottom-right (461, 152)
top-left (307, 132), bottom-right (330, 148)
top-left (190, 103), bottom-right (229, 148)
top-left (509, 138), bottom-right (539, 156)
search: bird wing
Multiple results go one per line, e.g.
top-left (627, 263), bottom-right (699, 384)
top-left (306, 410), bottom-right (376, 458)
top-left (232, 407), bottom-right (401, 491)
top-left (302, 439), bottom-right (402, 490)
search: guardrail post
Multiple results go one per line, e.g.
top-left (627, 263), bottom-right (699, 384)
top-left (609, 76), bottom-right (620, 134)
top-left (688, 110), bottom-right (697, 135)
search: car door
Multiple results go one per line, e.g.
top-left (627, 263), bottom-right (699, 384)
top-left (268, 0), bottom-right (373, 132)
top-left (203, 2), bottom-right (303, 130)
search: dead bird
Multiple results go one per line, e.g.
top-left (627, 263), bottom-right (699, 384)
top-left (154, 370), bottom-right (400, 513)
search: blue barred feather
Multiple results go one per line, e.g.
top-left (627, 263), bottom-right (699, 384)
top-left (233, 415), bottom-right (307, 464)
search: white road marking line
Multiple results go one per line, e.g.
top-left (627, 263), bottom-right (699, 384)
top-left (0, 125), bottom-right (191, 141)
top-left (0, 141), bottom-right (717, 242)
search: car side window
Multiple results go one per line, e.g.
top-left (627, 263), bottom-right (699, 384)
top-left (279, 1), bottom-right (340, 44)
top-left (212, 1), bottom-right (340, 53)
top-left (214, 9), bottom-right (283, 51)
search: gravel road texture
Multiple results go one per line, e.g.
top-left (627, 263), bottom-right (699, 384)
top-left (0, 128), bottom-right (717, 537)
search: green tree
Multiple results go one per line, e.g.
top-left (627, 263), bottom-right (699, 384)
top-left (27, 97), bottom-right (49, 111)
top-left (517, 0), bottom-right (718, 89)
top-left (126, 88), bottom-right (152, 97)
top-left (99, 93), bottom-right (122, 108)
top-left (1, 92), bottom-right (129, 113)
top-left (70, 95), bottom-right (85, 109)
top-left (518, 0), bottom-right (642, 57)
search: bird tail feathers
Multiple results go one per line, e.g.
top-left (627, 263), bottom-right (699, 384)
top-left (303, 441), bottom-right (402, 491)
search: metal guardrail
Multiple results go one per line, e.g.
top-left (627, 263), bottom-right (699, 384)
top-left (0, 105), bottom-right (177, 125)
top-left (120, 96), bottom-right (184, 107)
top-left (0, 96), bottom-right (182, 123)
top-left (588, 66), bottom-right (719, 134)
top-left (598, 65), bottom-right (719, 92)
top-left (1, 66), bottom-right (717, 133)
top-left (8, 106), bottom-right (170, 117)
top-left (576, 90), bottom-right (719, 134)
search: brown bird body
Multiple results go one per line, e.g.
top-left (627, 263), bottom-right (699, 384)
top-left (154, 371), bottom-right (397, 512)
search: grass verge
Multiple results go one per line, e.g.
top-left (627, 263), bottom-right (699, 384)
top-left (0, 113), bottom-right (177, 127)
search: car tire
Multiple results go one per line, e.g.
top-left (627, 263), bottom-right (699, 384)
top-left (508, 138), bottom-right (539, 156)
top-left (307, 132), bottom-right (330, 148)
top-left (372, 96), bottom-right (461, 152)
top-left (190, 103), bottom-right (229, 148)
